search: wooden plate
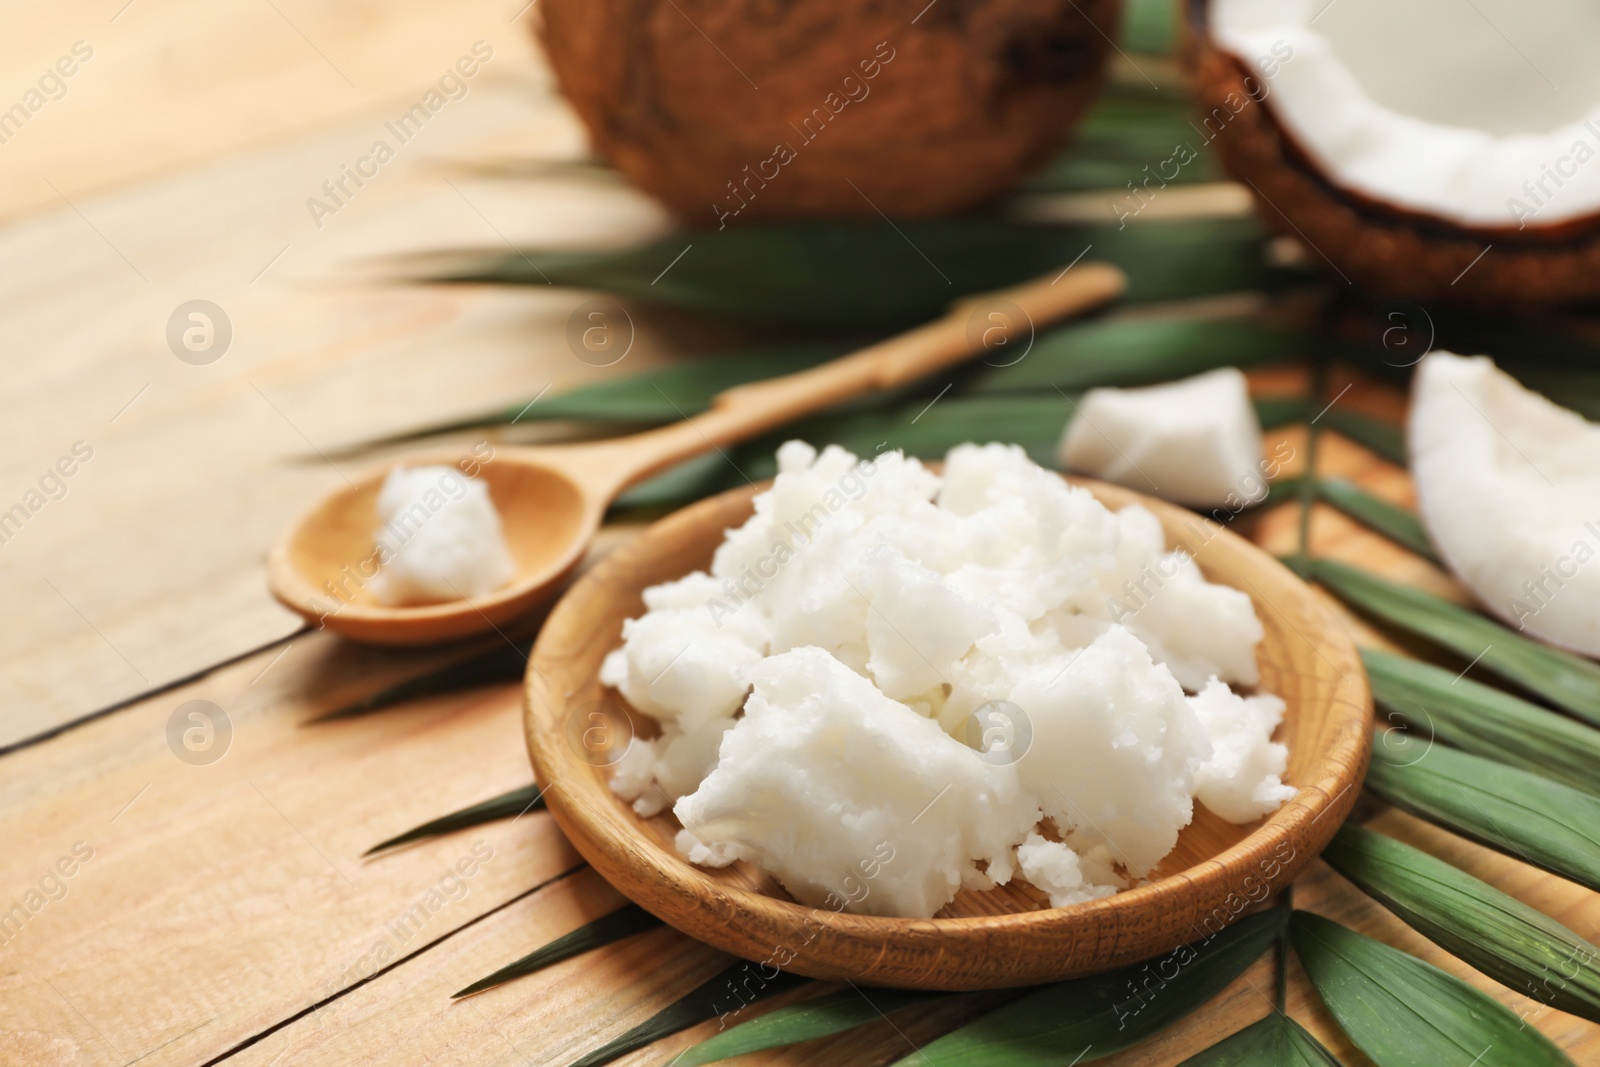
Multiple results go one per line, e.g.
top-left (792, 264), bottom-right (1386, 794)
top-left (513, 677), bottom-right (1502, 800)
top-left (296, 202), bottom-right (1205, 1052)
top-left (523, 476), bottom-right (1370, 990)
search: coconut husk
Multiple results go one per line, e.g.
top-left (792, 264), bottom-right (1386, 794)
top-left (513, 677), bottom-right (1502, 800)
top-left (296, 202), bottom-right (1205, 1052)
top-left (539, 0), bottom-right (1120, 226)
top-left (1183, 4), bottom-right (1600, 306)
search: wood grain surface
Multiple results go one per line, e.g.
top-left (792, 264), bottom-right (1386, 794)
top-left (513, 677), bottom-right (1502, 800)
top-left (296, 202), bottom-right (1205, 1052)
top-left (0, 11), bottom-right (682, 745)
top-left (2, 2), bottom-right (1598, 1064)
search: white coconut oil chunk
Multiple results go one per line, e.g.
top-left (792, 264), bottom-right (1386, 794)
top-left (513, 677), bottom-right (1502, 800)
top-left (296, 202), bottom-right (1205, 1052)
top-left (1410, 351), bottom-right (1600, 656)
top-left (1058, 367), bottom-right (1267, 509)
top-left (674, 648), bottom-right (1036, 918)
top-left (1188, 680), bottom-right (1296, 823)
top-left (368, 465), bottom-right (516, 605)
top-left (604, 440), bottom-right (1297, 918)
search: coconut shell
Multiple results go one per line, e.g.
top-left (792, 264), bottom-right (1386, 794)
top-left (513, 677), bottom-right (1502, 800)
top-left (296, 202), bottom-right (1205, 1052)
top-left (1184, 3), bottom-right (1600, 306)
top-left (538, 0), bottom-right (1120, 225)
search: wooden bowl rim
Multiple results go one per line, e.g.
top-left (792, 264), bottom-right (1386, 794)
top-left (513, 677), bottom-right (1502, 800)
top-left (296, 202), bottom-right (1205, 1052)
top-left (524, 474), bottom-right (1370, 985)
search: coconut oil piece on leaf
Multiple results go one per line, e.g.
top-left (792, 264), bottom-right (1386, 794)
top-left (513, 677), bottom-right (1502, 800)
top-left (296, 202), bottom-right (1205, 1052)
top-left (1058, 367), bottom-right (1267, 509)
top-left (369, 465), bottom-right (516, 606)
top-left (603, 441), bottom-right (1294, 918)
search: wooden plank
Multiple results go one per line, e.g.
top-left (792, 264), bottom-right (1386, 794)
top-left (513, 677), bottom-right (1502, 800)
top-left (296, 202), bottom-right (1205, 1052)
top-left (0, 0), bottom-right (551, 221)
top-left (0, 631), bottom-right (580, 1066)
top-left (232, 868), bottom-right (1020, 1067)
top-left (228, 869), bottom-right (733, 1067)
top-left (0, 68), bottom-right (712, 746)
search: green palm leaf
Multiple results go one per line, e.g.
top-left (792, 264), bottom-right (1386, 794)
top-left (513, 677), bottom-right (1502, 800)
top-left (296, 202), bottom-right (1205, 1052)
top-left (617, 390), bottom-right (1304, 511)
top-left (1321, 825), bottom-right (1600, 1023)
top-left (1027, 86), bottom-right (1223, 192)
top-left (1368, 729), bottom-right (1600, 893)
top-left (354, 312), bottom-right (1318, 461)
top-left (1312, 558), bottom-right (1600, 724)
top-left (615, 395), bottom-right (1075, 508)
top-left (567, 962), bottom-right (806, 1067)
top-left (413, 216), bottom-right (1274, 330)
top-left (1362, 648), bottom-right (1600, 796)
top-left (1314, 479), bottom-right (1435, 562)
top-left (454, 904), bottom-right (661, 998)
top-left (344, 338), bottom-right (869, 451)
top-left (1177, 1012), bottom-right (1340, 1066)
top-left (887, 909), bottom-right (1284, 1066)
top-left (972, 318), bottom-right (1336, 395)
top-left (1321, 410), bottom-right (1405, 465)
top-left (365, 784), bottom-right (544, 856)
top-left (672, 987), bottom-right (948, 1066)
top-left (1290, 910), bottom-right (1570, 1067)
top-left (1122, 0), bottom-right (1178, 54)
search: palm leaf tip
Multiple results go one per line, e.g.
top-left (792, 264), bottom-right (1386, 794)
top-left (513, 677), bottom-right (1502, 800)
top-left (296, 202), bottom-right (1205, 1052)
top-left (1176, 1012), bottom-right (1340, 1066)
top-left (453, 903), bottom-right (661, 998)
top-left (365, 783), bottom-right (545, 856)
top-left (566, 962), bottom-right (807, 1067)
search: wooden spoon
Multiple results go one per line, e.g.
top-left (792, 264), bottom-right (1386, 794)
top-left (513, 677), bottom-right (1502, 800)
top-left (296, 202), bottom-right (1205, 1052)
top-left (267, 262), bottom-right (1125, 644)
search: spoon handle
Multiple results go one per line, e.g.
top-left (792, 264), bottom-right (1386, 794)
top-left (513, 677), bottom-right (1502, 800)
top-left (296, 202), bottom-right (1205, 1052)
top-left (570, 261), bottom-right (1125, 495)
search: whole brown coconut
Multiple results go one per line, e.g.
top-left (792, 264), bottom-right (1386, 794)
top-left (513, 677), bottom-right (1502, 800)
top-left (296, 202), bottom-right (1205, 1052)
top-left (538, 0), bottom-right (1120, 225)
top-left (1184, 3), bottom-right (1600, 306)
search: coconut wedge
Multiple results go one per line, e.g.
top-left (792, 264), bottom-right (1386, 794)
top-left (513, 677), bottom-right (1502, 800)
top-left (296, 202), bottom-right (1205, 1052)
top-left (1410, 352), bottom-right (1600, 656)
top-left (1188, 0), bottom-right (1600, 304)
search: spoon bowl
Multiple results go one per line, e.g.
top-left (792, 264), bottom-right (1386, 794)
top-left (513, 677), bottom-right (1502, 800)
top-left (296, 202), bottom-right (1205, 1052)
top-left (524, 475), bottom-right (1371, 990)
top-left (267, 448), bottom-right (603, 644)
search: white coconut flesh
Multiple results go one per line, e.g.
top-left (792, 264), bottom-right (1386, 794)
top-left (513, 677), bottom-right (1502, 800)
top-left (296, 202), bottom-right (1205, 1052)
top-left (1410, 351), bottom-right (1600, 656)
top-left (1212, 0), bottom-right (1600, 227)
top-left (1057, 367), bottom-right (1267, 509)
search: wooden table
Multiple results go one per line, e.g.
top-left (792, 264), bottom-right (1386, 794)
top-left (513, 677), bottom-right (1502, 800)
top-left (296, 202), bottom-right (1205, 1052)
top-left (3, 3), bottom-right (1598, 1064)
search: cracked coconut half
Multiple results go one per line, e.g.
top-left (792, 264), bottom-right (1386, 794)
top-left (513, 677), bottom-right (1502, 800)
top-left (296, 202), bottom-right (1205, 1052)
top-left (1189, 0), bottom-right (1600, 304)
